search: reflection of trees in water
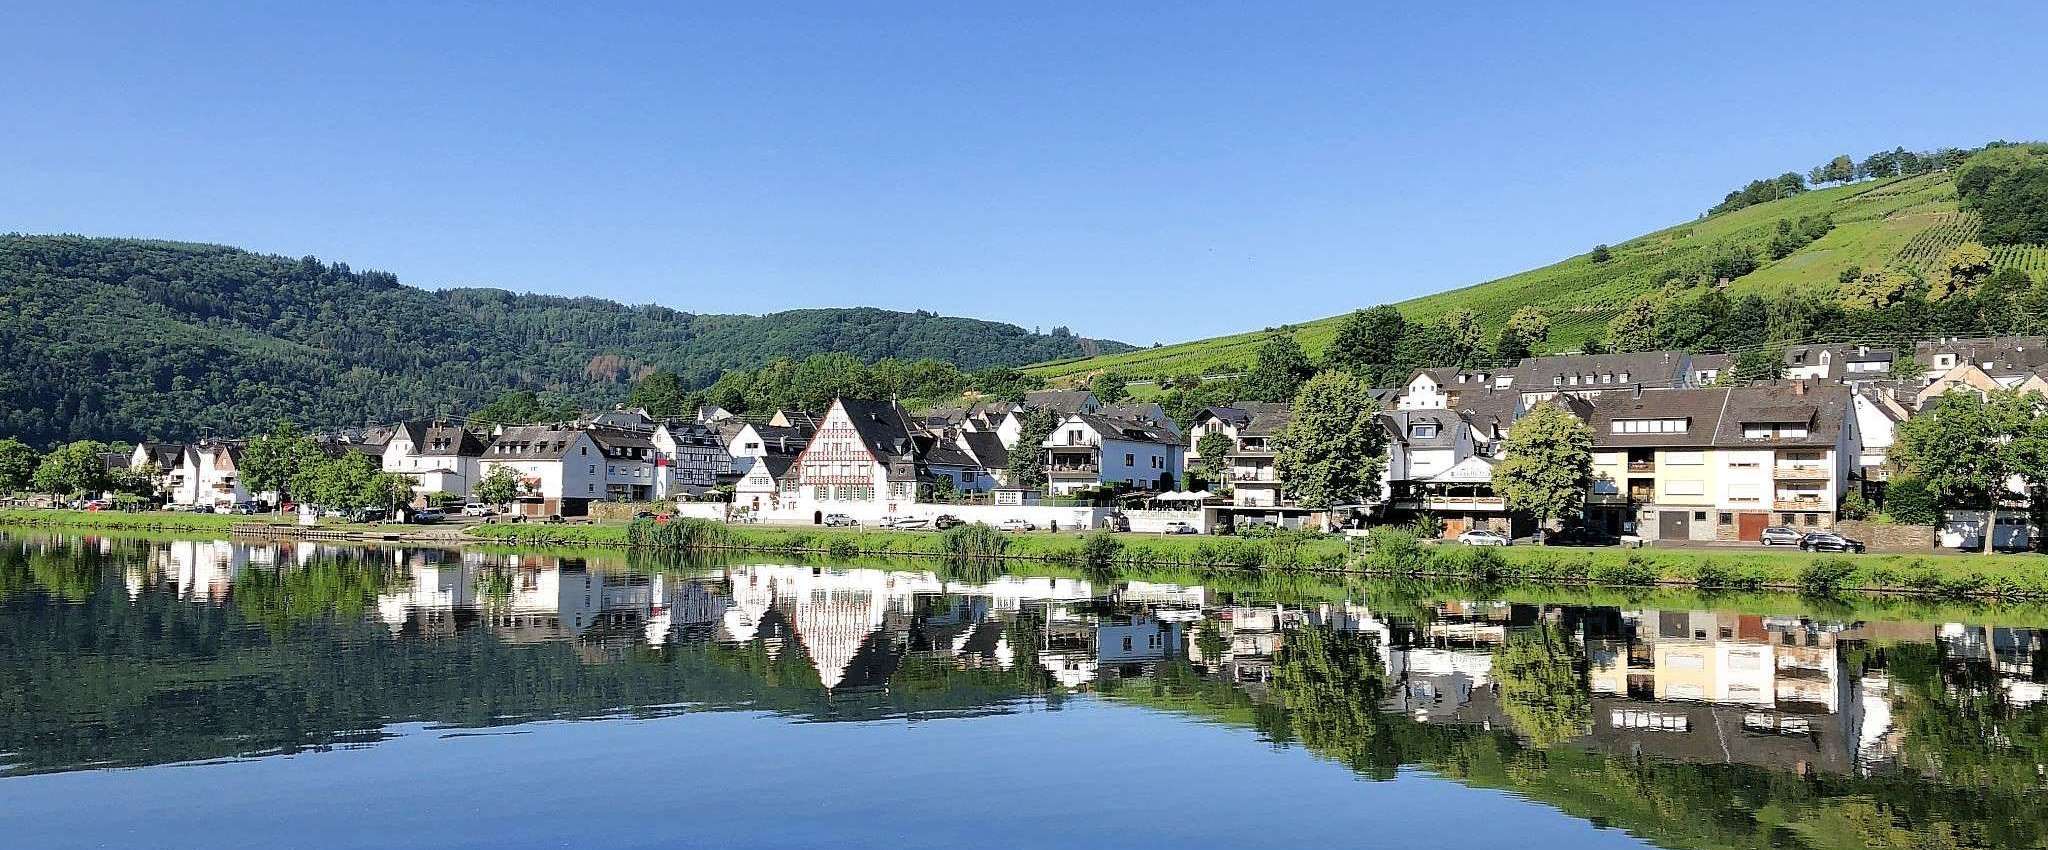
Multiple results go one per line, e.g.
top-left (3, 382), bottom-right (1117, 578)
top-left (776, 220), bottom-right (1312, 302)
top-left (1273, 624), bottom-right (1400, 779)
top-left (1492, 624), bottom-right (1589, 747)
top-left (1885, 642), bottom-right (2048, 796)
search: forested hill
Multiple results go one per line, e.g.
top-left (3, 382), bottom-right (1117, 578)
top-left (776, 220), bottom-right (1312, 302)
top-left (0, 235), bottom-right (1131, 445)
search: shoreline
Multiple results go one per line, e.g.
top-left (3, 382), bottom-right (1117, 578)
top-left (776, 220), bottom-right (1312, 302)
top-left (8, 509), bottom-right (2048, 599)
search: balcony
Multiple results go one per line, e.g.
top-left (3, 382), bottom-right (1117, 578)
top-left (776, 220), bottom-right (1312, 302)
top-left (1626, 461), bottom-right (1656, 473)
top-left (1048, 465), bottom-right (1101, 480)
top-left (1773, 499), bottom-right (1828, 511)
top-left (1232, 441), bottom-right (1277, 458)
top-left (1774, 463), bottom-right (1830, 481)
top-left (1393, 495), bottom-right (1507, 511)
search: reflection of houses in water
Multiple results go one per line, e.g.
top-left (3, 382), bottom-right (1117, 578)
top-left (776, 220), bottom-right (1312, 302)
top-left (148, 540), bottom-right (249, 601)
top-left (1381, 602), bottom-right (1525, 725)
top-left (1034, 604), bottom-right (1181, 689)
top-left (1938, 623), bottom-right (2047, 707)
top-left (1579, 609), bottom-right (1862, 776)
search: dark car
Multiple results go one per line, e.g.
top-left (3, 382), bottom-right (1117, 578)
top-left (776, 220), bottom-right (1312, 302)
top-left (353, 508), bottom-right (390, 523)
top-left (1544, 526), bottom-right (1619, 547)
top-left (410, 509), bottom-right (445, 524)
top-left (1759, 526), bottom-right (1803, 546)
top-left (1799, 531), bottom-right (1865, 553)
top-left (932, 514), bottom-right (964, 530)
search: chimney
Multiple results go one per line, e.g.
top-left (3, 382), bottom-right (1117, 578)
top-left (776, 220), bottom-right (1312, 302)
top-left (1793, 380), bottom-right (1807, 396)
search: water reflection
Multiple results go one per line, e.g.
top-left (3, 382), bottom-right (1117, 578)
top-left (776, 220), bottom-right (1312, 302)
top-left (2, 532), bottom-right (2046, 849)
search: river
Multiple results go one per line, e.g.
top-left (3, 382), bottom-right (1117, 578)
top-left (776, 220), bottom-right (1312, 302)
top-left (0, 531), bottom-right (2041, 849)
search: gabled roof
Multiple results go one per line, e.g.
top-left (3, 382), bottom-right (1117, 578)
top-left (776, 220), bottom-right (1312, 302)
top-left (836, 398), bottom-right (921, 460)
top-left (1378, 410), bottom-right (1462, 449)
top-left (392, 421), bottom-right (488, 457)
top-left (958, 431), bottom-right (1010, 470)
top-left (1585, 382), bottom-right (1850, 449)
top-left (586, 426), bottom-right (656, 453)
top-left (1022, 389), bottom-right (1097, 415)
top-left (1511, 351), bottom-right (1690, 391)
top-left (1237, 405), bottom-right (1294, 438)
top-left (735, 454), bottom-right (797, 482)
top-left (136, 441), bottom-right (186, 468)
top-left (1066, 413), bottom-right (1180, 446)
top-left (922, 439), bottom-right (981, 470)
top-left (488, 426), bottom-right (587, 460)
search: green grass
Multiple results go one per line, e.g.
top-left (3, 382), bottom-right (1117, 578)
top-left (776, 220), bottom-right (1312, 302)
top-left (1027, 170), bottom-right (2036, 384)
top-left (0, 508), bottom-right (251, 533)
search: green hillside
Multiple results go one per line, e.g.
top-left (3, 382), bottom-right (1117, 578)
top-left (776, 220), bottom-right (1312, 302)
top-left (1030, 166), bottom-right (2044, 384)
top-left (0, 235), bottom-right (1132, 445)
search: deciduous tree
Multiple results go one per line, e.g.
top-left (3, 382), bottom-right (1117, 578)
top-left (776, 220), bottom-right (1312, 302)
top-left (31, 441), bottom-right (110, 497)
top-left (1243, 335), bottom-right (1317, 403)
top-left (1895, 389), bottom-right (2041, 553)
top-left (0, 438), bottom-right (36, 492)
top-left (1275, 372), bottom-right (1387, 509)
top-left (475, 466), bottom-right (523, 509)
top-left (1006, 408), bottom-right (1063, 490)
top-left (1491, 403), bottom-right (1593, 530)
top-left (1322, 306), bottom-right (1406, 376)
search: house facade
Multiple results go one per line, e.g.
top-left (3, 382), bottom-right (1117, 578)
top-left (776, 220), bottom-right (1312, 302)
top-left (477, 427), bottom-right (605, 517)
top-left (652, 420), bottom-right (733, 498)
top-left (1042, 413), bottom-right (1185, 496)
top-left (380, 421), bottom-right (487, 500)
top-left (787, 398), bottom-right (929, 522)
top-left (1581, 382), bottom-right (1857, 543)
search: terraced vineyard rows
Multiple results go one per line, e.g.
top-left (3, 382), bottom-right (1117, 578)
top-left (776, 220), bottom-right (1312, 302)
top-left (1990, 242), bottom-right (2048, 274)
top-left (1894, 211), bottom-right (1977, 269)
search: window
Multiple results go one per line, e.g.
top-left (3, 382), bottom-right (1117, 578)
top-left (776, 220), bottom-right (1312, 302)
top-left (1124, 453), bottom-right (1135, 467)
top-left (1693, 511), bottom-right (1707, 521)
top-left (1803, 513), bottom-right (1819, 526)
top-left (1411, 423), bottom-right (1438, 438)
top-left (1067, 429), bottom-right (1084, 444)
top-left (1619, 372), bottom-right (1630, 382)
top-left (1718, 512), bottom-right (1732, 526)
top-left (1664, 480), bottom-right (1705, 496)
top-left (1612, 419), bottom-right (1687, 434)
top-left (1121, 636), bottom-right (1132, 652)
top-left (588, 465), bottom-right (597, 474)
top-left (1553, 376), bottom-right (1563, 387)
top-left (580, 446), bottom-right (587, 455)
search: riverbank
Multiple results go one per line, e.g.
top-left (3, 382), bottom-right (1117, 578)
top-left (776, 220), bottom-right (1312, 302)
top-left (10, 509), bottom-right (2048, 598)
top-left (468, 518), bottom-right (2048, 598)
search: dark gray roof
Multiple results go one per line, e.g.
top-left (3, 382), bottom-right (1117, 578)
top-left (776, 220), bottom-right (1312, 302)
top-left (1585, 382), bottom-right (1850, 450)
top-left (1237, 405), bottom-right (1294, 438)
top-left (1069, 413), bottom-right (1180, 446)
top-left (1022, 390), bottom-right (1097, 415)
top-left (922, 439), bottom-right (981, 469)
top-left (836, 398), bottom-right (921, 460)
top-left (489, 426), bottom-right (586, 459)
top-left (1914, 336), bottom-right (2048, 373)
top-left (1378, 410), bottom-right (1462, 449)
top-left (1512, 351), bottom-right (1690, 391)
top-left (136, 442), bottom-right (186, 468)
top-left (959, 431), bottom-right (1010, 470)
top-left (737, 454), bottom-right (797, 482)
top-left (586, 426), bottom-right (656, 453)
top-left (393, 421), bottom-right (488, 457)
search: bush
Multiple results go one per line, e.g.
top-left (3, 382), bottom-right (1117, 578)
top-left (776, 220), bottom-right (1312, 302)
top-left (826, 537), bottom-right (861, 559)
top-left (1409, 513), bottom-right (1444, 539)
top-left (1430, 546), bottom-right (1504, 582)
top-left (1081, 532), bottom-right (1123, 569)
top-left (1798, 557), bottom-right (1857, 595)
top-left (1590, 554), bottom-right (1659, 586)
top-left (1362, 527), bottom-right (1426, 573)
top-left (1882, 476), bottom-right (1940, 525)
top-left (940, 523), bottom-right (1009, 560)
top-left (1838, 491), bottom-right (1873, 521)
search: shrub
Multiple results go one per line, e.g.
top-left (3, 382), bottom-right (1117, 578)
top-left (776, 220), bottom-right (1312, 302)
top-left (1362, 527), bottom-right (1426, 573)
top-left (1798, 557), bottom-right (1857, 595)
top-left (1409, 513), bottom-right (1444, 539)
top-left (826, 537), bottom-right (861, 559)
top-left (1431, 546), bottom-right (1504, 582)
top-left (1591, 553), bottom-right (1659, 586)
top-left (1081, 532), bottom-right (1123, 569)
top-left (1881, 476), bottom-right (1940, 525)
top-left (940, 523), bottom-right (1009, 560)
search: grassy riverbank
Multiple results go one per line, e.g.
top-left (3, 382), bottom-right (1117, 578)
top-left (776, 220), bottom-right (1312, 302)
top-left (465, 519), bottom-right (2048, 598)
top-left (0, 508), bottom-right (252, 533)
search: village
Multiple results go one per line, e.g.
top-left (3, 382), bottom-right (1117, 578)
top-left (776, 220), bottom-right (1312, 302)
top-left (60, 333), bottom-right (2048, 554)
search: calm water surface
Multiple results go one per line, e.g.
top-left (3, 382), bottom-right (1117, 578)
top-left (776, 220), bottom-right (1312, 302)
top-left (0, 533), bottom-right (2043, 849)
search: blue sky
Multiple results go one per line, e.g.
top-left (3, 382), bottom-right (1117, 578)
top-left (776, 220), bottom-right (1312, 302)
top-left (6, 3), bottom-right (2045, 345)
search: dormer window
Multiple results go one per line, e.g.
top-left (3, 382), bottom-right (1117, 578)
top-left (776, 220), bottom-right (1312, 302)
top-left (1411, 423), bottom-right (1438, 438)
top-left (1600, 374), bottom-right (1612, 385)
top-left (1612, 418), bottom-right (1687, 434)
top-left (1618, 372), bottom-right (1630, 382)
top-left (1553, 376), bottom-right (1563, 387)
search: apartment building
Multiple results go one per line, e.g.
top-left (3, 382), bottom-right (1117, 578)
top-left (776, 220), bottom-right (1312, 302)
top-left (1581, 382), bottom-right (1857, 542)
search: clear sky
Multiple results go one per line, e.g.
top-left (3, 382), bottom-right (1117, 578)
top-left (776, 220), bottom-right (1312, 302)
top-left (6, 2), bottom-right (2045, 345)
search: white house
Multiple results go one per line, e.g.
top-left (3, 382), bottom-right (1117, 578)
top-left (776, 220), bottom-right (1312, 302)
top-left (1042, 413), bottom-right (1185, 496)
top-left (477, 426), bottom-right (605, 517)
top-left (787, 398), bottom-right (930, 522)
top-left (652, 419), bottom-right (733, 498)
top-left (166, 441), bottom-right (248, 510)
top-left (586, 427), bottom-right (659, 502)
top-left (380, 421), bottom-right (488, 500)
top-left (732, 455), bottom-right (798, 517)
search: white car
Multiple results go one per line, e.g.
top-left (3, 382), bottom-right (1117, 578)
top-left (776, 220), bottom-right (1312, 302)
top-left (1456, 529), bottom-right (1511, 547)
top-left (821, 513), bottom-right (859, 527)
top-left (997, 518), bottom-right (1037, 532)
top-left (1162, 520), bottom-right (1197, 535)
top-left (461, 503), bottom-right (494, 517)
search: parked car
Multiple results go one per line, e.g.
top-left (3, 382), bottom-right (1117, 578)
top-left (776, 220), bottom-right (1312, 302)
top-left (932, 514), bottom-right (964, 530)
top-left (1456, 529), bottom-right (1511, 547)
top-left (461, 503), bottom-right (494, 517)
top-left (353, 508), bottom-right (389, 523)
top-left (1759, 526), bottom-right (1803, 546)
top-left (821, 513), bottom-right (859, 527)
top-left (1162, 520), bottom-right (1197, 535)
top-left (997, 518), bottom-right (1037, 532)
top-left (1544, 526), bottom-right (1619, 547)
top-left (1799, 531), bottom-right (1865, 553)
top-left (81, 499), bottom-right (112, 512)
top-left (409, 509), bottom-right (445, 524)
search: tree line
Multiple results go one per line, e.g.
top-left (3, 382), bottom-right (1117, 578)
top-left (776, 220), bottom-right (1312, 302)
top-left (1711, 140), bottom-right (2004, 216)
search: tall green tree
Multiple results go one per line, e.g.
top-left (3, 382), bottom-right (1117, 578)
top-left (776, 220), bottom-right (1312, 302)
top-left (240, 421), bottom-right (323, 509)
top-left (302, 453), bottom-right (380, 511)
top-left (625, 369), bottom-right (693, 418)
top-left (1930, 242), bottom-right (1994, 301)
top-left (1491, 403), bottom-right (1593, 530)
top-left (1194, 431), bottom-right (1234, 489)
top-left (474, 466), bottom-right (524, 508)
top-left (0, 438), bottom-right (36, 492)
top-left (1243, 335), bottom-right (1317, 403)
top-left (30, 441), bottom-right (110, 497)
top-left (1605, 295), bottom-right (1661, 353)
top-left (1895, 388), bottom-right (2043, 553)
top-left (1006, 408), bottom-right (1063, 491)
top-left (1494, 306), bottom-right (1553, 361)
top-left (1089, 372), bottom-right (1129, 404)
top-left (1322, 306), bottom-right (1406, 376)
top-left (1275, 372), bottom-right (1387, 509)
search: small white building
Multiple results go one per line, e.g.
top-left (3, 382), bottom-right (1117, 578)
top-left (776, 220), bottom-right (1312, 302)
top-left (380, 421), bottom-right (488, 500)
top-left (1042, 413), bottom-right (1185, 496)
top-left (477, 426), bottom-right (605, 517)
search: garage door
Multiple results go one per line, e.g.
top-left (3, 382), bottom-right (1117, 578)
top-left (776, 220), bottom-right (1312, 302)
top-left (1737, 512), bottom-right (1768, 542)
top-left (1659, 510), bottom-right (1690, 541)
